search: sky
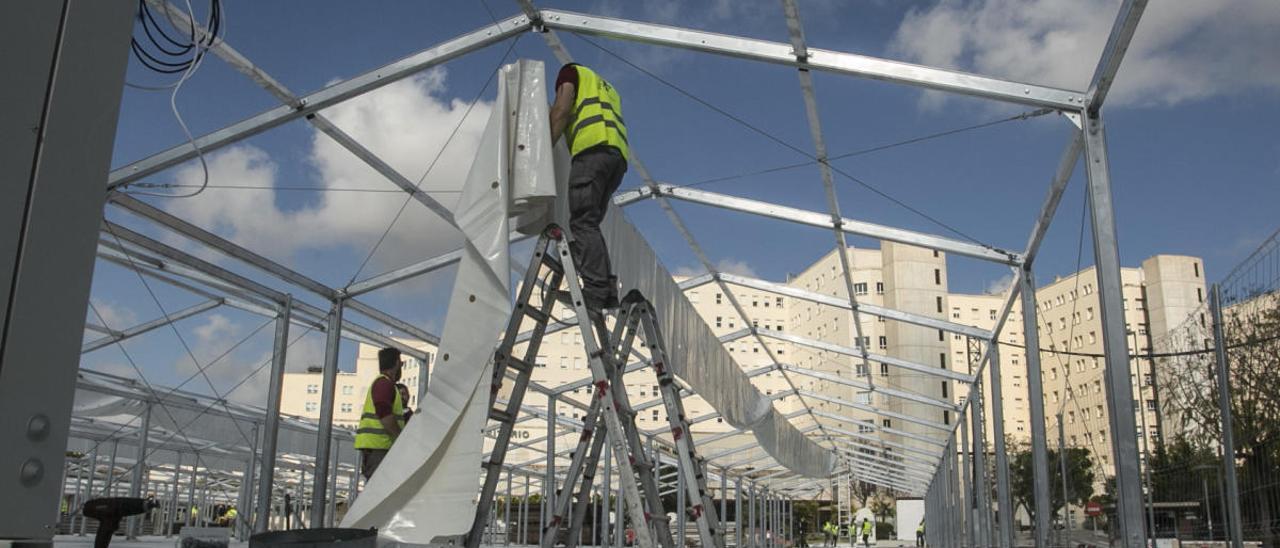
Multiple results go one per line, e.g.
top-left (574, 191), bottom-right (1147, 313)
top-left (88, 0), bottom-right (1280, 405)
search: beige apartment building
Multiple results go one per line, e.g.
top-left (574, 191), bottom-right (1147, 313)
top-left (276, 247), bottom-right (1204, 502)
top-left (279, 340), bottom-right (435, 429)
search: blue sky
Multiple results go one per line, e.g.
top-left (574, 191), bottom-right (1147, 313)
top-left (89, 0), bottom-right (1280, 402)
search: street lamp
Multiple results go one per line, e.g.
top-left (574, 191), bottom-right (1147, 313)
top-left (1192, 464), bottom-right (1219, 541)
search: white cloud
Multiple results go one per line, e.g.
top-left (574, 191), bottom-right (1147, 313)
top-left (89, 298), bottom-right (138, 329)
top-left (984, 272), bottom-right (1015, 295)
top-left (672, 258), bottom-right (759, 279)
top-left (163, 68), bottom-right (493, 272)
top-left (888, 0), bottom-right (1280, 108)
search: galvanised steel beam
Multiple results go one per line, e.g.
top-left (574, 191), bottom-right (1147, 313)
top-left (718, 272), bottom-right (992, 339)
top-left (1022, 129), bottom-right (1084, 266)
top-left (811, 409), bottom-right (947, 451)
top-left (617, 184), bottom-right (1019, 265)
top-left (779, 361), bottom-right (957, 413)
top-left (833, 446), bottom-right (934, 477)
top-left (820, 421), bottom-right (942, 462)
top-left (536, 9), bottom-right (1084, 110)
top-left (82, 299), bottom-right (222, 353)
top-left (107, 14), bottom-right (532, 190)
top-left (1087, 0), bottom-right (1149, 111)
top-left (797, 390), bottom-right (949, 432)
top-left (768, 331), bottom-right (974, 384)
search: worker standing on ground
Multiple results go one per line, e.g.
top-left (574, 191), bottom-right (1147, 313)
top-left (822, 520), bottom-right (836, 546)
top-left (355, 347), bottom-right (406, 479)
top-left (549, 63), bottom-right (629, 313)
top-left (916, 520), bottom-right (925, 547)
top-left (859, 517), bottom-right (873, 547)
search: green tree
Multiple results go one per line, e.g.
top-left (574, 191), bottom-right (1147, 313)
top-left (1009, 440), bottom-right (1095, 524)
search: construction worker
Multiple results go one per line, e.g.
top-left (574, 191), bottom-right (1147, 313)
top-left (354, 347), bottom-right (405, 479)
top-left (190, 505), bottom-right (198, 525)
top-left (859, 517), bottom-right (874, 548)
top-left (221, 506), bottom-right (237, 527)
top-left (916, 520), bottom-right (925, 547)
top-left (822, 520), bottom-right (837, 546)
top-left (549, 63), bottom-right (629, 314)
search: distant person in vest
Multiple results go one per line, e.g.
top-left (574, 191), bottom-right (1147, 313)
top-left (396, 382), bottom-right (414, 423)
top-left (549, 63), bottom-right (630, 314)
top-left (354, 347), bottom-right (406, 479)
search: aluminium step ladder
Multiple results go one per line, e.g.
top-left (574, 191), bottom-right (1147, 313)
top-left (467, 225), bottom-right (659, 548)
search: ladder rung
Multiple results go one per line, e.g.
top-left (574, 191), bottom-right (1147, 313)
top-left (524, 306), bottom-right (550, 323)
top-left (541, 254), bottom-right (564, 274)
top-left (488, 409), bottom-right (515, 423)
top-left (505, 355), bottom-right (535, 373)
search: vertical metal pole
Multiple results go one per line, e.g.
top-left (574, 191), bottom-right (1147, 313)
top-left (166, 454), bottom-right (182, 537)
top-left (1081, 111), bottom-right (1145, 547)
top-left (104, 440), bottom-right (119, 497)
top-left (969, 342), bottom-right (992, 547)
top-left (1210, 285), bottom-right (1245, 548)
top-left (255, 295), bottom-right (291, 532)
top-left (242, 423), bottom-right (260, 540)
top-left (1018, 272), bottom-right (1053, 547)
top-left (310, 299), bottom-right (343, 527)
top-left (1200, 472), bottom-right (1213, 540)
top-left (735, 479), bottom-right (743, 548)
top-left (960, 408), bottom-right (974, 548)
top-left (603, 439), bottom-right (612, 546)
top-left (238, 458), bottom-right (253, 540)
top-left (986, 343), bottom-right (1014, 547)
top-left (1059, 414), bottom-right (1072, 544)
top-left (328, 443), bottom-right (340, 527)
top-left (543, 395), bottom-right (557, 543)
top-left (613, 463), bottom-right (622, 548)
top-left (187, 455), bottom-right (198, 527)
top-left (721, 469), bottom-right (729, 536)
top-left (505, 470), bottom-right (512, 547)
top-left (749, 484), bottom-right (757, 548)
top-left (520, 475), bottom-right (529, 545)
top-left (81, 448), bottom-right (98, 536)
top-left (128, 404), bottom-right (153, 539)
top-left (677, 459), bottom-right (687, 543)
top-left (0, 2), bottom-right (134, 539)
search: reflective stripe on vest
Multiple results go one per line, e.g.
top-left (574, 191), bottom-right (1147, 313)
top-left (568, 65), bottom-right (629, 161)
top-left (354, 374), bottom-right (404, 450)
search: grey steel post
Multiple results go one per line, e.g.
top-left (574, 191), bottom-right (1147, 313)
top-left (328, 444), bottom-right (340, 526)
top-left (1210, 285), bottom-right (1245, 548)
top-left (81, 448), bottom-right (98, 535)
top-left (69, 454), bottom-right (84, 533)
top-left (187, 455), bottom-right (198, 527)
top-left (736, 479), bottom-right (743, 548)
top-left (960, 408), bottom-right (974, 547)
top-left (967, 341), bottom-right (992, 546)
top-left (238, 457), bottom-right (253, 540)
top-left (0, 2), bottom-right (133, 540)
top-left (542, 395), bottom-right (556, 543)
top-left (128, 404), bottom-right (153, 539)
top-left (310, 298), bottom-right (344, 527)
top-left (603, 438), bottom-right (612, 546)
top-left (1081, 111), bottom-right (1146, 547)
top-left (255, 294), bottom-right (292, 532)
top-left (749, 483), bottom-right (757, 548)
top-left (167, 454), bottom-right (182, 537)
top-left (986, 343), bottom-right (1014, 547)
top-left (504, 470), bottom-right (512, 547)
top-left (677, 460), bottom-right (687, 543)
top-left (1019, 272), bottom-right (1053, 546)
top-left (1059, 414), bottom-right (1071, 545)
top-left (721, 469), bottom-right (729, 535)
top-left (241, 423), bottom-right (260, 540)
top-left (613, 464), bottom-right (622, 548)
top-left (105, 439), bottom-right (119, 497)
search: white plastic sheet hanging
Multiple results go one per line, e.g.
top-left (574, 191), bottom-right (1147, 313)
top-left (602, 209), bottom-right (837, 478)
top-left (339, 60), bottom-right (559, 543)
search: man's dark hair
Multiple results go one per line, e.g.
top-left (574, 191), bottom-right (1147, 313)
top-left (378, 347), bottom-right (402, 371)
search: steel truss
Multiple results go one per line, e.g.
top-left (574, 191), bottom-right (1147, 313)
top-left (0, 0), bottom-right (1152, 543)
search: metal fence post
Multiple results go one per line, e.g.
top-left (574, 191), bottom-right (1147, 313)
top-left (1210, 285), bottom-right (1245, 548)
top-left (128, 404), bottom-right (152, 539)
top-left (310, 298), bottom-right (344, 527)
top-left (987, 343), bottom-right (1014, 547)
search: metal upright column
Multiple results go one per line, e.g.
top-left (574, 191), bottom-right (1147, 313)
top-left (0, 2), bottom-right (133, 541)
top-left (167, 454), bottom-right (183, 537)
top-left (543, 395), bottom-right (557, 543)
top-left (677, 461), bottom-right (687, 543)
top-left (128, 404), bottom-right (153, 539)
top-left (187, 456), bottom-right (198, 527)
top-left (1210, 285), bottom-right (1245, 548)
top-left (735, 479), bottom-right (743, 548)
top-left (1019, 273), bottom-right (1052, 547)
top-left (1081, 110), bottom-right (1146, 546)
top-left (310, 299), bottom-right (344, 527)
top-left (328, 444), bottom-right (340, 526)
top-left (721, 470), bottom-right (729, 536)
top-left (1058, 414), bottom-right (1071, 544)
top-left (986, 343), bottom-right (1014, 547)
top-left (242, 423), bottom-right (260, 539)
top-left (970, 373), bottom-right (992, 546)
top-left (602, 440), bottom-right (612, 546)
top-left (255, 295), bottom-right (292, 532)
top-left (81, 448), bottom-right (98, 535)
top-left (960, 409), bottom-right (974, 547)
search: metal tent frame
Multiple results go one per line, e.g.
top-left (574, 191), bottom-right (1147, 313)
top-left (2, 0), bottom-right (1153, 545)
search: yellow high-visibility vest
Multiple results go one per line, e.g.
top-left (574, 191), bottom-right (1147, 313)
top-left (567, 65), bottom-right (629, 161)
top-left (354, 374), bottom-right (405, 450)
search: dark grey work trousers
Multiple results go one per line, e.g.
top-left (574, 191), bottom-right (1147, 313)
top-left (567, 146), bottom-right (627, 309)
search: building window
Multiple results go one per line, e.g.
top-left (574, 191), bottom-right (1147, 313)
top-left (879, 363), bottom-right (889, 376)
top-left (941, 382), bottom-right (949, 398)
top-left (652, 410), bottom-right (660, 422)
top-left (715, 316), bottom-right (723, 328)
top-left (934, 269), bottom-right (942, 285)
top-left (1089, 332), bottom-right (1097, 344)
top-left (882, 419), bottom-right (892, 428)
top-left (1146, 399), bottom-right (1157, 411)
top-left (306, 384), bottom-right (318, 395)
top-left (574, 357), bottom-right (583, 370)
top-left (752, 298), bottom-right (759, 307)
top-left (990, 309), bottom-right (997, 320)
top-left (943, 411), bottom-right (950, 425)
top-left (937, 297), bottom-right (944, 313)
top-left (305, 402), bottom-right (318, 413)
top-left (689, 291), bottom-right (699, 303)
top-left (1193, 262), bottom-right (1200, 278)
top-left (876, 282), bottom-right (884, 294)
top-left (853, 282), bottom-right (868, 295)
top-left (879, 336), bottom-right (887, 349)
top-left (342, 385), bottom-right (353, 396)
top-left (856, 392), bottom-right (871, 404)
top-left (716, 293), bottom-right (723, 304)
top-left (340, 403), bottom-right (353, 413)
top-left (776, 297), bottom-right (784, 307)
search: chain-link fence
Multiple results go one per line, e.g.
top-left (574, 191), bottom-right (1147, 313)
top-left (1150, 227), bottom-right (1280, 546)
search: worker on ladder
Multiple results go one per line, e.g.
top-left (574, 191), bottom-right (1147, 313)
top-left (355, 347), bottom-right (406, 479)
top-left (549, 63), bottom-right (630, 314)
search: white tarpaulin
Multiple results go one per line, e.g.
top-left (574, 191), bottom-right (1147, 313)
top-left (339, 59), bottom-right (558, 543)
